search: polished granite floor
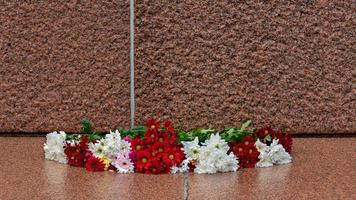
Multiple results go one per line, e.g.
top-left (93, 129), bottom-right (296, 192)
top-left (0, 137), bottom-right (355, 200)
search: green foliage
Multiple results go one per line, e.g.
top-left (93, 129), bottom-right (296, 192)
top-left (65, 134), bottom-right (81, 141)
top-left (119, 126), bottom-right (147, 139)
top-left (80, 118), bottom-right (105, 140)
top-left (65, 119), bottom-right (255, 144)
top-left (178, 127), bottom-right (216, 143)
top-left (220, 120), bottom-right (253, 143)
top-left (177, 120), bottom-right (254, 144)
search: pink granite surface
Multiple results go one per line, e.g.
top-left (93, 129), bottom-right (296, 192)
top-left (0, 1), bottom-right (130, 132)
top-left (135, 0), bottom-right (355, 134)
top-left (0, 137), bottom-right (355, 200)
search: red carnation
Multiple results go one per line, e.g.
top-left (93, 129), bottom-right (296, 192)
top-left (146, 119), bottom-right (160, 130)
top-left (85, 156), bottom-right (105, 172)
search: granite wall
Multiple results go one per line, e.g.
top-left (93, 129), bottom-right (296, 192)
top-left (0, 0), bottom-right (355, 134)
top-left (0, 1), bottom-right (131, 132)
top-left (135, 0), bottom-right (355, 134)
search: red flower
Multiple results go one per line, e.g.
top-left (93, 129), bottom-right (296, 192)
top-left (162, 147), bottom-right (184, 166)
top-left (255, 125), bottom-right (293, 153)
top-left (132, 119), bottom-right (184, 174)
top-left (144, 129), bottom-right (159, 144)
top-left (147, 160), bottom-right (165, 174)
top-left (188, 160), bottom-right (197, 172)
top-left (146, 119), bottom-right (160, 130)
top-left (230, 136), bottom-right (260, 168)
top-left (164, 120), bottom-right (175, 133)
top-left (131, 137), bottom-right (145, 151)
top-left (64, 136), bottom-right (90, 167)
top-left (240, 136), bottom-right (254, 146)
top-left (85, 156), bottom-right (105, 172)
top-left (230, 142), bottom-right (247, 158)
top-left (245, 144), bottom-right (259, 160)
top-left (135, 150), bottom-right (153, 172)
top-left (255, 124), bottom-right (273, 141)
top-left (151, 141), bottom-right (168, 157)
top-left (239, 157), bottom-right (257, 168)
top-left (279, 131), bottom-right (293, 153)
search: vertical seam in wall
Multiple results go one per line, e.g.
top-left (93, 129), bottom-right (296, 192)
top-left (129, 0), bottom-right (135, 129)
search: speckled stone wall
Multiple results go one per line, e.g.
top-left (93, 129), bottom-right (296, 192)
top-left (0, 1), bottom-right (130, 132)
top-left (135, 0), bottom-right (355, 134)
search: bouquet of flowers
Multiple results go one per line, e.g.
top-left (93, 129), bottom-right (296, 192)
top-left (44, 118), bottom-right (293, 174)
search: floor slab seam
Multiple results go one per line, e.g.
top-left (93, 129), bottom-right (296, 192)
top-left (183, 172), bottom-right (189, 200)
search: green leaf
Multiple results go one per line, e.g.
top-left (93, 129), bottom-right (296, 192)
top-left (81, 118), bottom-right (94, 135)
top-left (65, 134), bottom-right (80, 141)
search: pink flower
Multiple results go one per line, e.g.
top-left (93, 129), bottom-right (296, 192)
top-left (112, 153), bottom-right (134, 173)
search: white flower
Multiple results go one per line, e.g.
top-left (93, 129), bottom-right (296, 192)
top-left (44, 131), bottom-right (67, 164)
top-left (255, 151), bottom-right (273, 168)
top-left (202, 133), bottom-right (229, 152)
top-left (89, 140), bottom-right (106, 158)
top-left (89, 130), bottom-right (131, 159)
top-left (269, 139), bottom-right (292, 165)
top-left (254, 139), bottom-right (270, 152)
top-left (88, 130), bottom-right (135, 172)
top-left (254, 139), bottom-right (291, 167)
top-left (106, 130), bottom-right (121, 141)
top-left (183, 134), bottom-right (239, 174)
top-left (171, 157), bottom-right (191, 174)
top-left (182, 137), bottom-right (201, 160)
top-left (195, 160), bottom-right (217, 174)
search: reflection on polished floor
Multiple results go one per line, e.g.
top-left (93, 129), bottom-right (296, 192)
top-left (0, 137), bottom-right (355, 200)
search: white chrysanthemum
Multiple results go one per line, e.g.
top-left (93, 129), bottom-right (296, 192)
top-left (269, 139), bottom-right (292, 165)
top-left (255, 139), bottom-right (291, 167)
top-left (254, 139), bottom-right (270, 152)
top-left (182, 137), bottom-right (201, 160)
top-left (89, 140), bottom-right (106, 158)
top-left (44, 131), bottom-right (67, 164)
top-left (202, 133), bottom-right (229, 152)
top-left (182, 134), bottom-right (239, 174)
top-left (88, 130), bottom-right (135, 172)
top-left (89, 130), bottom-right (131, 159)
top-left (255, 151), bottom-right (273, 168)
top-left (215, 153), bottom-right (239, 172)
top-left (106, 130), bottom-right (122, 141)
top-left (195, 159), bottom-right (217, 174)
top-left (171, 157), bottom-right (192, 174)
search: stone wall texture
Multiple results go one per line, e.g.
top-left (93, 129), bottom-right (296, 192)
top-left (0, 0), bottom-right (355, 134)
top-left (135, 0), bottom-right (355, 134)
top-left (0, 1), bottom-right (130, 132)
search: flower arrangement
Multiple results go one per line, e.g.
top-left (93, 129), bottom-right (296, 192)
top-left (44, 119), bottom-right (293, 174)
